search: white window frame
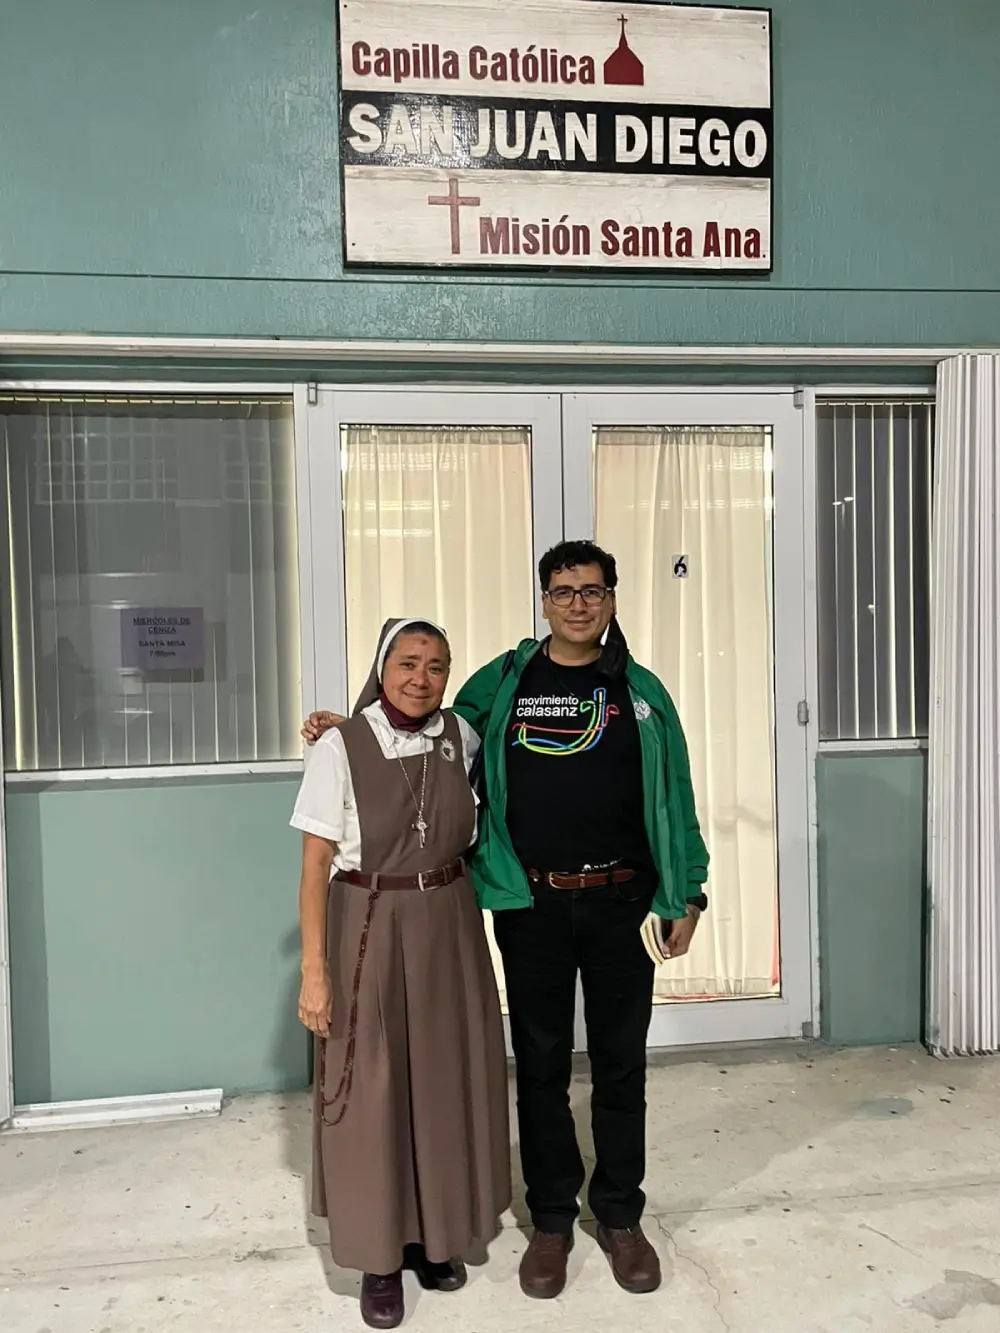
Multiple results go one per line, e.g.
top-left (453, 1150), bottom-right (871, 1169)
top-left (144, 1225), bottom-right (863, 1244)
top-left (563, 389), bottom-right (814, 1047)
top-left (0, 381), bottom-right (306, 786)
top-left (812, 388), bottom-right (936, 747)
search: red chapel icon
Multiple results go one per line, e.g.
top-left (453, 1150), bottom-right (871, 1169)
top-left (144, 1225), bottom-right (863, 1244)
top-left (603, 15), bottom-right (644, 87)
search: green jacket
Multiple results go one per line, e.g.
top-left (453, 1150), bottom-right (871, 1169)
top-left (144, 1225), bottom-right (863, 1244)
top-left (452, 638), bottom-right (709, 920)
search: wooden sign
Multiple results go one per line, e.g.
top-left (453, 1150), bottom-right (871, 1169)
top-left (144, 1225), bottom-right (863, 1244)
top-left (339, 0), bottom-right (772, 271)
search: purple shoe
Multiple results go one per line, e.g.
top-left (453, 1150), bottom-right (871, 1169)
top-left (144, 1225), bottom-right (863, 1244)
top-left (360, 1271), bottom-right (404, 1329)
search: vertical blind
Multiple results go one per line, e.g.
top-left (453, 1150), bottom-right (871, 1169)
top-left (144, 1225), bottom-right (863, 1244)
top-left (0, 397), bottom-right (301, 771)
top-left (816, 401), bottom-right (934, 741)
top-left (928, 355), bottom-right (1000, 1056)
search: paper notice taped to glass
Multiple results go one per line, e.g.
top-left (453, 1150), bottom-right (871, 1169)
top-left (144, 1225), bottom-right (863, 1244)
top-left (121, 607), bottom-right (205, 671)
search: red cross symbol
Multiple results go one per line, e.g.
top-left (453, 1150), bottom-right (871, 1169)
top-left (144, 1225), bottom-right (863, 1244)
top-left (427, 176), bottom-right (481, 255)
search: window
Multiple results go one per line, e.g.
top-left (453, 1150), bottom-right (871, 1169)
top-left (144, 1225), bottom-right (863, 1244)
top-left (816, 400), bottom-right (934, 741)
top-left (0, 396), bottom-right (300, 771)
top-left (341, 423), bottom-right (535, 704)
top-left (595, 425), bottom-right (779, 1000)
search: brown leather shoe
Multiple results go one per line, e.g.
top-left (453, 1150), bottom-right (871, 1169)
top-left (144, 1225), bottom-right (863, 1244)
top-left (360, 1271), bottom-right (404, 1329)
top-left (519, 1229), bottom-right (574, 1299)
top-left (597, 1224), bottom-right (662, 1294)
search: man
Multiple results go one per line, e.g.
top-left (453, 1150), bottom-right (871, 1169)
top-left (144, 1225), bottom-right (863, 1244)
top-left (303, 540), bottom-right (708, 1298)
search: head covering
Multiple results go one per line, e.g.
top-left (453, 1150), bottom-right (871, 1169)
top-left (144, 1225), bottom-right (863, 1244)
top-left (352, 616), bottom-right (449, 717)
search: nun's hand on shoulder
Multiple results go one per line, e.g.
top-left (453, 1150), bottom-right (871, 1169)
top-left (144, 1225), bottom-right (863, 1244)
top-left (301, 710), bottom-right (345, 744)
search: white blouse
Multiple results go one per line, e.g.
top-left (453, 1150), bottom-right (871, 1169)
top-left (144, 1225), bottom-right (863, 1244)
top-left (290, 703), bottom-right (481, 873)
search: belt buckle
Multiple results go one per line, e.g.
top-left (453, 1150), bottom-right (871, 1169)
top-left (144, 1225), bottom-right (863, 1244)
top-left (418, 871), bottom-right (429, 892)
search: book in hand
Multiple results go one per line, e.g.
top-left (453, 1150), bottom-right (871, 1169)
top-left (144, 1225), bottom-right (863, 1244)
top-left (640, 913), bottom-right (671, 967)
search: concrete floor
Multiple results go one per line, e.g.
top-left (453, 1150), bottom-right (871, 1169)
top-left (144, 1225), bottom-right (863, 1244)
top-left (3, 1045), bottom-right (1000, 1332)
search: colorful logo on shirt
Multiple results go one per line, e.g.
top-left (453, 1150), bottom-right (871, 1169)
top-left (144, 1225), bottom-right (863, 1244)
top-left (511, 687), bottom-right (620, 756)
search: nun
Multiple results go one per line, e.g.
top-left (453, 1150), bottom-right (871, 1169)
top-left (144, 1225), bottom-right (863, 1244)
top-left (291, 618), bottom-right (511, 1330)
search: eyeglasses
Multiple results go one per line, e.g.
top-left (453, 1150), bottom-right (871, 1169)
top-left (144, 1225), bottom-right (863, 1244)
top-left (544, 585), bottom-right (610, 607)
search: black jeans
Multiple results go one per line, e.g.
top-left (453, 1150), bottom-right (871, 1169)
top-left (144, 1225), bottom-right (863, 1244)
top-left (492, 872), bottom-right (656, 1235)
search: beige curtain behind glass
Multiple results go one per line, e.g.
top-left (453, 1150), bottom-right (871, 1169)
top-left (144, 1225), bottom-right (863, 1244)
top-left (343, 425), bottom-right (534, 705)
top-left (595, 427), bottom-right (779, 1000)
top-left (342, 424), bottom-right (536, 1007)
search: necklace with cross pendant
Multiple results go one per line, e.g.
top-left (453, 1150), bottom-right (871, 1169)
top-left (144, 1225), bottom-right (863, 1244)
top-left (396, 750), bottom-right (430, 849)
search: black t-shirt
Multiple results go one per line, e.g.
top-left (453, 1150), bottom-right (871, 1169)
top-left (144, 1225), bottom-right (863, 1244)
top-left (504, 649), bottom-right (653, 872)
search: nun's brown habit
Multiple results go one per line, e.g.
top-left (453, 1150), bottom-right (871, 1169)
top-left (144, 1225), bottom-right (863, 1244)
top-left (311, 619), bottom-right (511, 1276)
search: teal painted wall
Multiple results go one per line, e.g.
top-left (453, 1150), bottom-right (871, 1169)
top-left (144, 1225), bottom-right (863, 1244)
top-left (6, 776), bottom-right (308, 1104)
top-left (816, 753), bottom-right (927, 1047)
top-left (0, 0), bottom-right (972, 1097)
top-left (0, 0), bottom-right (998, 346)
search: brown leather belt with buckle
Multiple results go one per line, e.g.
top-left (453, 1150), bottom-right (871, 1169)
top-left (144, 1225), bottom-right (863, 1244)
top-left (528, 867), bottom-right (637, 891)
top-left (337, 859), bottom-right (464, 893)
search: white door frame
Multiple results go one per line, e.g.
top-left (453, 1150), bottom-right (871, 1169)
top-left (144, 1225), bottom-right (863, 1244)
top-left (0, 656), bottom-right (14, 1125)
top-left (295, 390), bottom-right (565, 1059)
top-left (562, 391), bottom-right (814, 1047)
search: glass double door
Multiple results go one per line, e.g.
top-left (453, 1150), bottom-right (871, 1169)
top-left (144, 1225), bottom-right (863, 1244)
top-left (303, 389), bottom-right (812, 1049)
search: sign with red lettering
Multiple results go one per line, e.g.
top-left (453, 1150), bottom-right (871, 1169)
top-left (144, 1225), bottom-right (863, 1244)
top-left (339, 0), bottom-right (772, 271)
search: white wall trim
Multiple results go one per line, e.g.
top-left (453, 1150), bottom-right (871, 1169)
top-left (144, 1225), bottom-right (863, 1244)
top-left (8, 1088), bottom-right (223, 1133)
top-left (0, 380), bottom-right (294, 396)
top-left (0, 333), bottom-right (993, 366)
top-left (0, 379), bottom-right (935, 398)
top-left (5, 760), bottom-right (303, 785)
top-left (800, 387), bottom-right (821, 1035)
top-left (301, 390), bottom-right (350, 716)
top-left (293, 385), bottom-right (320, 717)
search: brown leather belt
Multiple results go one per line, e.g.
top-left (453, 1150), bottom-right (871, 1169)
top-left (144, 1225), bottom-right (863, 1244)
top-left (528, 867), bottom-right (637, 891)
top-left (337, 859), bottom-right (464, 893)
